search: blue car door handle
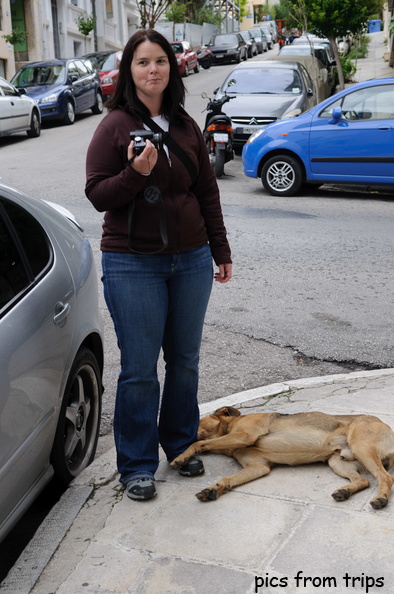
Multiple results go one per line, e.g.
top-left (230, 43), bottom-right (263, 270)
top-left (53, 301), bottom-right (71, 327)
top-left (378, 126), bottom-right (391, 130)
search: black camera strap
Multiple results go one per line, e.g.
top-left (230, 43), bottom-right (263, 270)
top-left (140, 114), bottom-right (198, 186)
top-left (128, 180), bottom-right (168, 254)
top-left (127, 114), bottom-right (197, 255)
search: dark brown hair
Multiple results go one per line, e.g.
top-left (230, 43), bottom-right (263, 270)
top-left (105, 29), bottom-right (186, 122)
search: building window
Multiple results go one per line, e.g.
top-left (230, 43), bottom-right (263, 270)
top-left (106, 0), bottom-right (113, 19)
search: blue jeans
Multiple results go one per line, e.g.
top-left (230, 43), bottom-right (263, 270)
top-left (102, 244), bottom-right (213, 484)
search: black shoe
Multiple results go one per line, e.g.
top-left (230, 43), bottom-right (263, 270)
top-left (126, 477), bottom-right (156, 500)
top-left (178, 455), bottom-right (204, 477)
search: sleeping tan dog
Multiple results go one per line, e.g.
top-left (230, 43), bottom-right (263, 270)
top-left (170, 407), bottom-right (394, 508)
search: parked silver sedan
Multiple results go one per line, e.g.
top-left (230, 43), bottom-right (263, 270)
top-left (214, 60), bottom-right (317, 147)
top-left (0, 180), bottom-right (104, 542)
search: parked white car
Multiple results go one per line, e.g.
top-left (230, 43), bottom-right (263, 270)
top-left (0, 76), bottom-right (41, 138)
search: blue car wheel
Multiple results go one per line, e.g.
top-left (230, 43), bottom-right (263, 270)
top-left (261, 154), bottom-right (304, 197)
top-left (63, 100), bottom-right (76, 125)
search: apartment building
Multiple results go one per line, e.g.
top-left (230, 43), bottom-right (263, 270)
top-left (0, 0), bottom-right (140, 79)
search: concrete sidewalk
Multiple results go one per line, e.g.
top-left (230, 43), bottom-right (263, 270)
top-left (352, 30), bottom-right (393, 81)
top-left (2, 369), bottom-right (393, 594)
top-left (1, 31), bottom-right (393, 594)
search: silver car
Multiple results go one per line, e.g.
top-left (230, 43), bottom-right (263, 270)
top-left (0, 180), bottom-right (104, 542)
top-left (214, 60), bottom-right (317, 147)
top-left (0, 76), bottom-right (41, 138)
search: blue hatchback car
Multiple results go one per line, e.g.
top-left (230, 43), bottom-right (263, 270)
top-left (11, 58), bottom-right (103, 125)
top-left (242, 78), bottom-right (394, 196)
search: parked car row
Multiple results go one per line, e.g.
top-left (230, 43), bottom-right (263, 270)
top-left (10, 58), bottom-right (104, 126)
top-left (205, 29), bottom-right (275, 66)
top-left (1, 57), bottom-right (105, 139)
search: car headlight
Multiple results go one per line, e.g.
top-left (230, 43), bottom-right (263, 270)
top-left (177, 58), bottom-right (182, 65)
top-left (39, 93), bottom-right (59, 104)
top-left (227, 49), bottom-right (236, 54)
top-left (247, 128), bottom-right (266, 143)
top-left (102, 76), bottom-right (116, 84)
top-left (281, 108), bottom-right (302, 119)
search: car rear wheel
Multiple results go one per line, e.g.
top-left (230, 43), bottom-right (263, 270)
top-left (91, 92), bottom-right (104, 114)
top-left (63, 100), bottom-right (75, 125)
top-left (50, 347), bottom-right (102, 486)
top-left (261, 155), bottom-right (304, 196)
top-left (194, 62), bottom-right (200, 73)
top-left (26, 109), bottom-right (41, 138)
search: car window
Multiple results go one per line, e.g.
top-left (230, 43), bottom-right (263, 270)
top-left (68, 61), bottom-right (80, 80)
top-left (81, 59), bottom-right (95, 74)
top-left (11, 65), bottom-right (66, 87)
top-left (210, 34), bottom-right (238, 45)
top-left (320, 84), bottom-right (394, 120)
top-left (0, 199), bottom-right (51, 312)
top-left (100, 53), bottom-right (117, 70)
top-left (224, 68), bottom-right (302, 94)
top-left (75, 60), bottom-right (89, 77)
top-left (0, 79), bottom-right (17, 96)
top-left (171, 43), bottom-right (183, 53)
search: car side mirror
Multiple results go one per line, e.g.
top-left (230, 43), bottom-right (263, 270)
top-left (307, 88), bottom-right (313, 96)
top-left (331, 60), bottom-right (337, 66)
top-left (70, 75), bottom-right (78, 83)
top-left (18, 87), bottom-right (27, 95)
top-left (328, 106), bottom-right (342, 124)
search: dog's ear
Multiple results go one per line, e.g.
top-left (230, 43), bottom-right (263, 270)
top-left (214, 406), bottom-right (241, 419)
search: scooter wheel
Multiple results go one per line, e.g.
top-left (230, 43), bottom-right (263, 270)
top-left (214, 145), bottom-right (225, 178)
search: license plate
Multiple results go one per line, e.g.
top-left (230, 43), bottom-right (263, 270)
top-left (213, 133), bottom-right (228, 142)
top-left (215, 54), bottom-right (224, 58)
top-left (242, 127), bottom-right (256, 134)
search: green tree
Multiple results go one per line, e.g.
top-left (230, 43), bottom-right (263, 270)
top-left (76, 13), bottom-right (96, 52)
top-left (287, 0), bottom-right (383, 89)
top-left (3, 29), bottom-right (28, 64)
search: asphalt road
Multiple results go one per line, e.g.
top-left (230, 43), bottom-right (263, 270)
top-left (1, 54), bottom-right (393, 446)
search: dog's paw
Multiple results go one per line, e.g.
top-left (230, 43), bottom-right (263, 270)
top-left (370, 496), bottom-right (388, 509)
top-left (196, 488), bottom-right (218, 502)
top-left (170, 456), bottom-right (190, 469)
top-left (332, 488), bottom-right (351, 502)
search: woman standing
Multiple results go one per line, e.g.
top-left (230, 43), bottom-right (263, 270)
top-left (85, 29), bottom-right (232, 501)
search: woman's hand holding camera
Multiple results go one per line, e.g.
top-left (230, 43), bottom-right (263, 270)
top-left (128, 139), bottom-right (158, 176)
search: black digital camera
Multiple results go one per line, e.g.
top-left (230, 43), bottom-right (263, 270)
top-left (129, 130), bottom-right (163, 156)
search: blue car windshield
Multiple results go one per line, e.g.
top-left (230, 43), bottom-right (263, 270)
top-left (12, 65), bottom-right (66, 87)
top-left (224, 68), bottom-right (302, 94)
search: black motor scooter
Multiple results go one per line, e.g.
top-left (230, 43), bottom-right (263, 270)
top-left (201, 92), bottom-right (235, 178)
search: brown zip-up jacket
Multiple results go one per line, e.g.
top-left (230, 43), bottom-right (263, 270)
top-left (85, 106), bottom-right (231, 265)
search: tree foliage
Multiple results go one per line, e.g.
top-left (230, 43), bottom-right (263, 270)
top-left (3, 29), bottom-right (28, 46)
top-left (285, 0), bottom-right (384, 89)
top-left (76, 13), bottom-right (96, 36)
